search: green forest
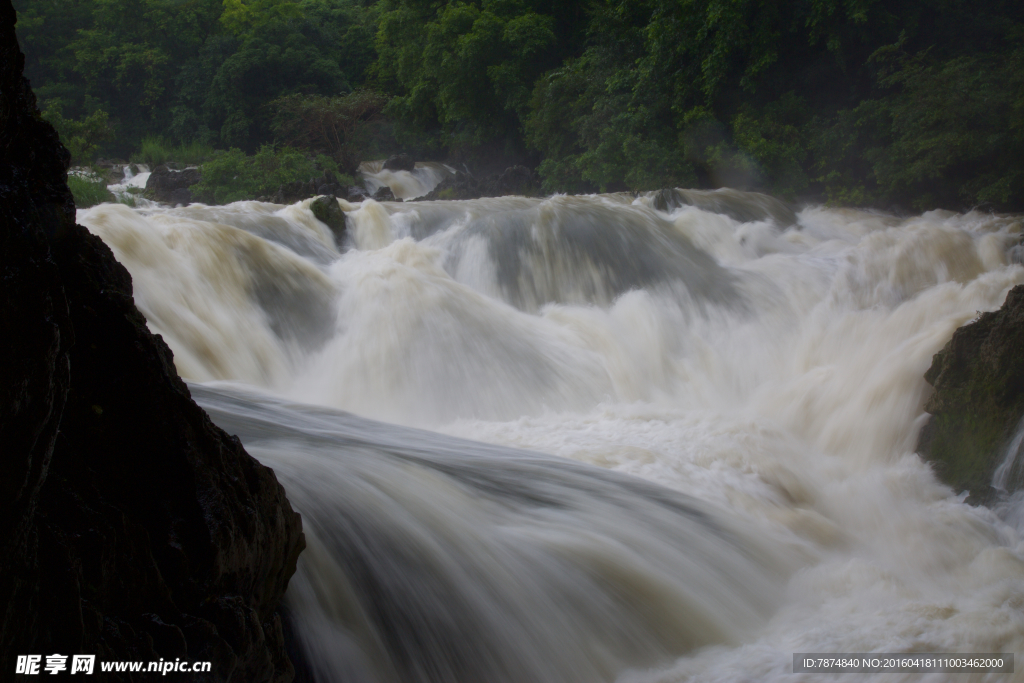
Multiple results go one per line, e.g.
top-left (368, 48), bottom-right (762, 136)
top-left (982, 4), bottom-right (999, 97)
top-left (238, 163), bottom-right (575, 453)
top-left (14, 0), bottom-right (1024, 210)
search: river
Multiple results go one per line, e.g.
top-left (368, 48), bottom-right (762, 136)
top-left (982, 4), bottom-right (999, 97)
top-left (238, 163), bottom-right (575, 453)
top-left (78, 188), bottom-right (1024, 682)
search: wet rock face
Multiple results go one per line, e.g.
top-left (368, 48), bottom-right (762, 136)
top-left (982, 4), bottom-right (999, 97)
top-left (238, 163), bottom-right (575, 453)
top-left (0, 3), bottom-right (304, 680)
top-left (383, 153), bottom-right (415, 172)
top-left (345, 185), bottom-right (370, 202)
top-left (0, 0), bottom-right (74, 663)
top-left (918, 285), bottom-right (1024, 504)
top-left (310, 195), bottom-right (348, 247)
top-left (372, 185), bottom-right (398, 202)
top-left (147, 165), bottom-right (202, 205)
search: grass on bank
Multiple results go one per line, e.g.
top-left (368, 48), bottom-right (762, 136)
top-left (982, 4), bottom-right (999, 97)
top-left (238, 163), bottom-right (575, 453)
top-left (68, 172), bottom-right (145, 208)
top-left (129, 137), bottom-right (216, 167)
top-left (68, 173), bottom-right (114, 208)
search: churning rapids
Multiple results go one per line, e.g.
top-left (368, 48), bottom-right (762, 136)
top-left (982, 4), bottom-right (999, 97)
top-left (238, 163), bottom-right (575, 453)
top-left (78, 189), bottom-right (1024, 682)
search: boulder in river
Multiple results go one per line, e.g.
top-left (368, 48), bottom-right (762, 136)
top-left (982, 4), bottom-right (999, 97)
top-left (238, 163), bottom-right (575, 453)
top-left (345, 185), bottom-right (370, 202)
top-left (918, 284), bottom-right (1024, 504)
top-left (373, 185), bottom-right (398, 202)
top-left (310, 195), bottom-right (348, 247)
top-left (0, 4), bottom-right (304, 678)
top-left (383, 153), bottom-right (415, 172)
top-left (146, 164), bottom-right (202, 205)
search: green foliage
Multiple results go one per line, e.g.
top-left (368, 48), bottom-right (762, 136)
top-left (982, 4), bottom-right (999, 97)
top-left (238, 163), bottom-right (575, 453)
top-left (117, 190), bottom-right (139, 208)
top-left (16, 0), bottom-right (1024, 209)
top-left (130, 137), bottom-right (217, 166)
top-left (526, 39), bottom-right (696, 194)
top-left (221, 0), bottom-right (302, 35)
top-left (269, 90), bottom-right (392, 172)
top-left (727, 94), bottom-right (811, 198)
top-left (869, 46), bottom-right (1024, 209)
top-left (203, 22), bottom-right (350, 148)
top-left (375, 0), bottom-right (584, 151)
top-left (67, 172), bottom-right (114, 207)
top-left (189, 145), bottom-right (339, 204)
top-left (173, 140), bottom-right (218, 166)
top-left (523, 0), bottom-right (1024, 208)
top-left (16, 0), bottom-right (379, 155)
top-left (41, 101), bottom-right (113, 163)
top-left (130, 137), bottom-right (171, 167)
top-left (804, 104), bottom-right (888, 207)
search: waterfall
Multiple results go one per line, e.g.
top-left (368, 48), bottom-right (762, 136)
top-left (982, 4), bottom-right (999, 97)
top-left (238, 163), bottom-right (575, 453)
top-left (78, 193), bottom-right (1024, 681)
top-left (106, 163), bottom-right (151, 202)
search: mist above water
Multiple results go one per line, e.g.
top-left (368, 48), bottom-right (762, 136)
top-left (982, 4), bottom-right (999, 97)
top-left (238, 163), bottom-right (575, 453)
top-left (79, 190), bottom-right (1024, 682)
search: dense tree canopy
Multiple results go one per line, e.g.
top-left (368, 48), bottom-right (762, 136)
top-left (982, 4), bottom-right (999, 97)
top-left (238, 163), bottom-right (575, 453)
top-left (15, 0), bottom-right (377, 155)
top-left (14, 0), bottom-right (1024, 209)
top-left (524, 0), bottom-right (1024, 207)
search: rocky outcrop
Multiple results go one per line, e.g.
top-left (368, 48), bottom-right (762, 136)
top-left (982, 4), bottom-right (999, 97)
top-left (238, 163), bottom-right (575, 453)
top-left (0, 3), bottom-right (304, 679)
top-left (416, 165), bottom-right (539, 201)
top-left (146, 165), bottom-right (201, 205)
top-left (345, 185), bottom-right (370, 202)
top-left (310, 195), bottom-right (348, 247)
top-left (383, 153), bottom-right (414, 172)
top-left (372, 185), bottom-right (398, 202)
top-left (917, 284), bottom-right (1024, 504)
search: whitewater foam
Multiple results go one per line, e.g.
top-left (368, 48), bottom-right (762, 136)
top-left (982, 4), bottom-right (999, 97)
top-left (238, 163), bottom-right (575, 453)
top-left (78, 192), bottom-right (1024, 682)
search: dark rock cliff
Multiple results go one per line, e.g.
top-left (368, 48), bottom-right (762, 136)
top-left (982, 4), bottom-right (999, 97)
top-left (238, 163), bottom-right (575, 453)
top-left (0, 2), bottom-right (304, 679)
top-left (918, 284), bottom-right (1024, 505)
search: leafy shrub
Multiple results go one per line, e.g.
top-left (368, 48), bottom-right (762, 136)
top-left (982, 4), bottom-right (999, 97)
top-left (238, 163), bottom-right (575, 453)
top-left (42, 102), bottom-right (113, 164)
top-left (68, 173), bottom-right (114, 207)
top-left (190, 145), bottom-right (343, 204)
top-left (870, 47), bottom-right (1024, 210)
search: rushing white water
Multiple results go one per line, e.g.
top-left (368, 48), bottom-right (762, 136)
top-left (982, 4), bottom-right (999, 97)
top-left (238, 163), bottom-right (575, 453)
top-left (106, 163), bottom-right (151, 201)
top-left (77, 191), bottom-right (1024, 682)
top-left (359, 160), bottom-right (455, 200)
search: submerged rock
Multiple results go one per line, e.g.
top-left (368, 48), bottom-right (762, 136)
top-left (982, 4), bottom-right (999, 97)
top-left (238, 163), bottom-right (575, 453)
top-left (0, 3), bottom-right (304, 679)
top-left (917, 284), bottom-right (1024, 504)
top-left (310, 195), bottom-right (348, 247)
top-left (652, 188), bottom-right (798, 228)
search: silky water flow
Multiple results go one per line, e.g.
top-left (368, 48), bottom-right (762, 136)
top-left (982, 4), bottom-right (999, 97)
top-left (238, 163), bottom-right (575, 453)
top-left (78, 190), bottom-right (1024, 682)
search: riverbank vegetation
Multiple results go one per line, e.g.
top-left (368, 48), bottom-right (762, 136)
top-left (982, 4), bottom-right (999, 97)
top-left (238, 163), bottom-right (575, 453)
top-left (189, 145), bottom-right (350, 203)
top-left (67, 172), bottom-right (114, 207)
top-left (15, 0), bottom-right (1024, 210)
